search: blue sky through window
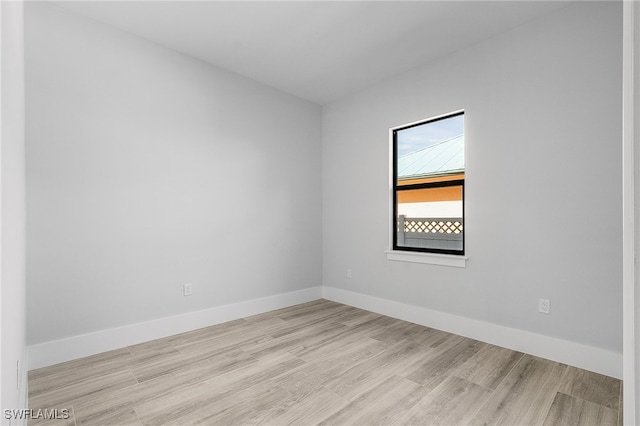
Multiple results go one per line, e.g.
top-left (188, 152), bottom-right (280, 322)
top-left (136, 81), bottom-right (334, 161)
top-left (397, 114), bottom-right (464, 157)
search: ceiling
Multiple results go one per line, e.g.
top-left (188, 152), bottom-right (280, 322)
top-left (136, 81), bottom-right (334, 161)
top-left (54, 1), bottom-right (574, 105)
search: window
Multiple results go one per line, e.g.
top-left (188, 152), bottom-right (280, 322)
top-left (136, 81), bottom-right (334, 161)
top-left (392, 112), bottom-right (464, 255)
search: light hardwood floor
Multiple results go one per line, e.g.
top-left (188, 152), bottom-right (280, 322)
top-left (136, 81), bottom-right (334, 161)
top-left (28, 299), bottom-right (622, 426)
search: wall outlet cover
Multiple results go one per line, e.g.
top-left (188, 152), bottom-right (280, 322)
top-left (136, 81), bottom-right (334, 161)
top-left (539, 298), bottom-right (550, 314)
top-left (183, 283), bottom-right (193, 296)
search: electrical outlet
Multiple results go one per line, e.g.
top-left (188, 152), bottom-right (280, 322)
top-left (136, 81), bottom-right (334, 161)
top-left (346, 268), bottom-right (352, 279)
top-left (539, 298), bottom-right (550, 314)
top-left (183, 283), bottom-right (193, 296)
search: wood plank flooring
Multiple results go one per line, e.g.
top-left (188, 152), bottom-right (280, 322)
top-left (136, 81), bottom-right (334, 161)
top-left (28, 299), bottom-right (622, 426)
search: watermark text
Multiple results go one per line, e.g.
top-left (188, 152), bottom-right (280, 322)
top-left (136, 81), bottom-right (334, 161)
top-left (4, 409), bottom-right (70, 420)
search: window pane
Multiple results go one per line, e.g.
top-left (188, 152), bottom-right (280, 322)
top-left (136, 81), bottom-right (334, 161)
top-left (396, 114), bottom-right (464, 185)
top-left (393, 112), bottom-right (464, 254)
top-left (396, 185), bottom-right (463, 251)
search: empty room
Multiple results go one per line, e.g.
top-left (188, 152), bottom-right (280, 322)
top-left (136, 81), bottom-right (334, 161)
top-left (2, 0), bottom-right (639, 425)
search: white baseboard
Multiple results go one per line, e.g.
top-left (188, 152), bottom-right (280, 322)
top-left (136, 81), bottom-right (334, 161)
top-left (28, 284), bottom-right (622, 379)
top-left (28, 286), bottom-right (322, 370)
top-left (323, 286), bottom-right (622, 379)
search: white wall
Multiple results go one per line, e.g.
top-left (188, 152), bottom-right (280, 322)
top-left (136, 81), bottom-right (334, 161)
top-left (1, 0), bottom-right (28, 420)
top-left (630, 0), bottom-right (640, 421)
top-left (622, 0), bottom-right (636, 418)
top-left (323, 0), bottom-right (622, 367)
top-left (635, 1), bottom-right (640, 418)
top-left (25, 3), bottom-right (322, 345)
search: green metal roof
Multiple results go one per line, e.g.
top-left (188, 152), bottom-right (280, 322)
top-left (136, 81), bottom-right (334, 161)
top-left (398, 135), bottom-right (464, 180)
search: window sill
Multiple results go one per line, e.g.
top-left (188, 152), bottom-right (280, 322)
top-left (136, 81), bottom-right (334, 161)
top-left (385, 250), bottom-right (467, 268)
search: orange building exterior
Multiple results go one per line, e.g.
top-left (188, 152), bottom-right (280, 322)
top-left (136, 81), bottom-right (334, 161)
top-left (397, 172), bottom-right (464, 204)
